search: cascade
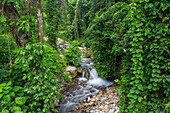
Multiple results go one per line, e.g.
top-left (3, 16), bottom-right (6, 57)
top-left (59, 58), bottom-right (113, 113)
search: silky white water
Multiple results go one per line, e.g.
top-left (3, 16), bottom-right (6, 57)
top-left (59, 58), bottom-right (113, 113)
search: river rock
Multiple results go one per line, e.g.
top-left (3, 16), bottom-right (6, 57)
top-left (63, 43), bottom-right (70, 49)
top-left (87, 96), bottom-right (90, 102)
top-left (85, 69), bottom-right (90, 78)
top-left (59, 87), bottom-right (66, 94)
top-left (90, 110), bottom-right (94, 113)
top-left (57, 38), bottom-right (64, 44)
top-left (108, 109), bottom-right (115, 113)
top-left (77, 67), bottom-right (83, 73)
top-left (81, 58), bottom-right (91, 63)
top-left (99, 105), bottom-right (104, 110)
top-left (59, 54), bottom-right (64, 58)
top-left (84, 103), bottom-right (88, 106)
top-left (53, 95), bottom-right (59, 107)
top-left (65, 66), bottom-right (77, 78)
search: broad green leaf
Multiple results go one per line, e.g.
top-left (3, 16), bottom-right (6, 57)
top-left (135, 90), bottom-right (140, 94)
top-left (138, 85), bottom-right (143, 90)
top-left (15, 97), bottom-right (27, 105)
top-left (131, 99), bottom-right (136, 103)
top-left (21, 34), bottom-right (26, 39)
top-left (130, 89), bottom-right (135, 93)
top-left (2, 0), bottom-right (7, 4)
top-left (16, 92), bottom-right (24, 96)
top-left (138, 96), bottom-right (142, 102)
top-left (7, 81), bottom-right (12, 86)
top-left (26, 27), bottom-right (29, 32)
top-left (133, 95), bottom-right (137, 99)
top-left (9, 21), bottom-right (15, 25)
top-left (3, 90), bottom-right (9, 94)
top-left (154, 78), bottom-right (158, 82)
top-left (17, 27), bottom-right (22, 31)
top-left (13, 106), bottom-right (21, 111)
top-left (1, 110), bottom-right (9, 113)
top-left (4, 86), bottom-right (11, 90)
top-left (9, 92), bottom-right (15, 97)
top-left (0, 93), bottom-right (4, 98)
top-left (0, 83), bottom-right (6, 87)
top-left (15, 111), bottom-right (23, 113)
top-left (153, 82), bottom-right (157, 86)
top-left (166, 76), bottom-right (170, 82)
top-left (2, 95), bottom-right (11, 103)
top-left (0, 87), bottom-right (2, 92)
top-left (13, 86), bottom-right (22, 92)
top-left (148, 84), bottom-right (152, 89)
top-left (22, 75), bottom-right (27, 80)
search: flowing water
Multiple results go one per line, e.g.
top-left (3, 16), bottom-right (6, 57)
top-left (59, 58), bottom-right (113, 113)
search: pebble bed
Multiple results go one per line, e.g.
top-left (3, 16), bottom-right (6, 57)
top-left (71, 84), bottom-right (120, 113)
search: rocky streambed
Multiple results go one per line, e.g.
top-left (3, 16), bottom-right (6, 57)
top-left (71, 84), bottom-right (120, 113)
top-left (55, 39), bottom-right (120, 113)
top-left (56, 58), bottom-right (120, 113)
top-left (57, 78), bottom-right (120, 113)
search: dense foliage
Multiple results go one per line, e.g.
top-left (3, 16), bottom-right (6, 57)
top-left (0, 0), bottom-right (70, 112)
top-left (118, 0), bottom-right (170, 112)
top-left (44, 0), bottom-right (59, 48)
top-left (1, 43), bottom-right (70, 112)
top-left (85, 2), bottom-right (131, 79)
top-left (63, 41), bottom-right (82, 67)
top-left (0, 38), bottom-right (12, 84)
top-left (85, 0), bottom-right (169, 112)
top-left (0, 0), bottom-right (169, 112)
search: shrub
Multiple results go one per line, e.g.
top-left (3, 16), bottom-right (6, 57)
top-left (0, 81), bottom-right (28, 112)
top-left (1, 43), bottom-right (70, 112)
top-left (63, 41), bottom-right (82, 67)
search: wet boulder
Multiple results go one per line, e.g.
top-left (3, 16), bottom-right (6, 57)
top-left (65, 66), bottom-right (77, 78)
top-left (77, 66), bottom-right (83, 73)
top-left (81, 58), bottom-right (91, 64)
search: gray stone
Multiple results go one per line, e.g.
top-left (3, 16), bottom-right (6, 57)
top-left (81, 58), bottom-right (91, 63)
top-left (65, 66), bottom-right (77, 78)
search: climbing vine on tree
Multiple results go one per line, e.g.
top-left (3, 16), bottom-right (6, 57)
top-left (119, 0), bottom-right (170, 112)
top-left (84, 0), bottom-right (169, 112)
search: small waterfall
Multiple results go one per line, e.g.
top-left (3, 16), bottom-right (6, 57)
top-left (89, 68), bottom-right (98, 80)
top-left (82, 68), bottom-right (86, 78)
top-left (59, 58), bottom-right (113, 113)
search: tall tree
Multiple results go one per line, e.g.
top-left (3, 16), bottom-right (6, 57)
top-left (36, 0), bottom-right (43, 43)
top-left (1, 2), bottom-right (31, 46)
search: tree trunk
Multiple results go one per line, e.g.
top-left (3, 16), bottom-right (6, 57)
top-left (2, 2), bottom-right (30, 46)
top-left (36, 0), bottom-right (43, 43)
top-left (73, 0), bottom-right (80, 39)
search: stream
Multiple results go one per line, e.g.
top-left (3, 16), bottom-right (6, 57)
top-left (58, 58), bottom-right (113, 113)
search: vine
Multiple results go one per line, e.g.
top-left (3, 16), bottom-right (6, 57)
top-left (119, 0), bottom-right (170, 112)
